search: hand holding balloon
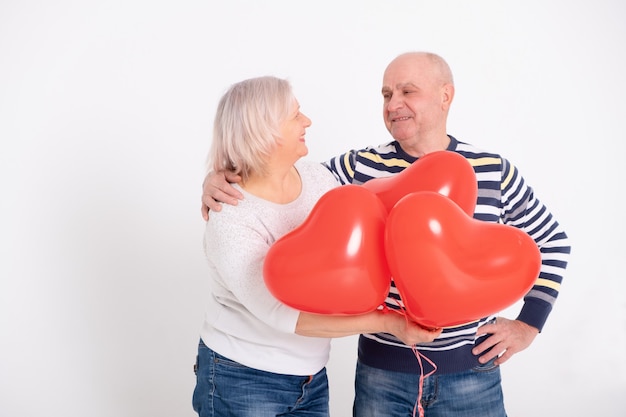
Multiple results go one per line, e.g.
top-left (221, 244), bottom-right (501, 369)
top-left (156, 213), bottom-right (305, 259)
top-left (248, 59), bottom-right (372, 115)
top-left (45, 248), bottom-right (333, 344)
top-left (383, 309), bottom-right (443, 346)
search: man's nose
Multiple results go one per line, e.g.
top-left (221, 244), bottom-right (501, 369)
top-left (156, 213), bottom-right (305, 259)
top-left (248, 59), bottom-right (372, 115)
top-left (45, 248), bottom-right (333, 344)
top-left (386, 94), bottom-right (403, 111)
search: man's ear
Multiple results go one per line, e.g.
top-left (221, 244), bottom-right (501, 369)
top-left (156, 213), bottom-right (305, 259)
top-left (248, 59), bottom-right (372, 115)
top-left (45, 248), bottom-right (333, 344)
top-left (441, 83), bottom-right (455, 111)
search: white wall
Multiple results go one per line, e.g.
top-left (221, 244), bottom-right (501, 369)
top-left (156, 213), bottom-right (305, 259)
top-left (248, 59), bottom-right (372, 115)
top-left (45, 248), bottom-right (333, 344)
top-left (1, 1), bottom-right (624, 416)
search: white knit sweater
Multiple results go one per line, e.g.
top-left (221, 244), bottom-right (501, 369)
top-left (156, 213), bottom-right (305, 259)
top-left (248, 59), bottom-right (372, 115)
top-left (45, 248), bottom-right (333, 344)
top-left (199, 160), bottom-right (341, 375)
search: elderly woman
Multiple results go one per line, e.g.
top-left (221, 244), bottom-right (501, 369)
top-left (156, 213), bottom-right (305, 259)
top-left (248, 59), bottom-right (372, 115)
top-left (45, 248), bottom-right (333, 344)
top-left (192, 76), bottom-right (439, 417)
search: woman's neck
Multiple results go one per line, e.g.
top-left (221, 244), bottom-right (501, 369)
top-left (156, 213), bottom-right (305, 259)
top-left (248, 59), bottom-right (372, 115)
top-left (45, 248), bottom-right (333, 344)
top-left (241, 165), bottom-right (302, 204)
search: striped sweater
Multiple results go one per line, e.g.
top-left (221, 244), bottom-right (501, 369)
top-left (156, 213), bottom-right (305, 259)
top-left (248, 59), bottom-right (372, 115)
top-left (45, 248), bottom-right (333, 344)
top-left (323, 136), bottom-right (571, 375)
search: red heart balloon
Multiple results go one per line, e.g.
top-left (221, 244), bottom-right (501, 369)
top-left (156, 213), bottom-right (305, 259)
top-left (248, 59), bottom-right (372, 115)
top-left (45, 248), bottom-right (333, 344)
top-left (385, 191), bottom-right (541, 328)
top-left (263, 185), bottom-right (391, 315)
top-left (362, 150), bottom-right (477, 216)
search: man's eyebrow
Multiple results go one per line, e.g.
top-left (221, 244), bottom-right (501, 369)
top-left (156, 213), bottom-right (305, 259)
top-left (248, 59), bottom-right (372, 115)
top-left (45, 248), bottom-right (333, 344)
top-left (381, 83), bottom-right (419, 93)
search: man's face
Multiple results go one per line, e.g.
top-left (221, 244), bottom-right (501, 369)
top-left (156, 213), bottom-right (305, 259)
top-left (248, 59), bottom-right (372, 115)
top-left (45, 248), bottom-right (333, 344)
top-left (381, 56), bottom-right (449, 144)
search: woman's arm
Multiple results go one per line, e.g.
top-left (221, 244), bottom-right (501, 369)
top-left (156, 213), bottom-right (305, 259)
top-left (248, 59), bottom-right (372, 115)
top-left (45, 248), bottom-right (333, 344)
top-left (295, 310), bottom-right (441, 346)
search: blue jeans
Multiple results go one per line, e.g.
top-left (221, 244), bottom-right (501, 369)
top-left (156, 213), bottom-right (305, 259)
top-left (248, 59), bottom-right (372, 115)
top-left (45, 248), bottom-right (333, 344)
top-left (192, 340), bottom-right (329, 417)
top-left (353, 359), bottom-right (507, 417)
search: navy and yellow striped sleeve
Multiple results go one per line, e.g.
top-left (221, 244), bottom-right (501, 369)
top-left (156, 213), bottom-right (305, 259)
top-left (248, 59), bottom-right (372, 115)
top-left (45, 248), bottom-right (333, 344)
top-left (323, 150), bottom-right (359, 185)
top-left (500, 159), bottom-right (571, 331)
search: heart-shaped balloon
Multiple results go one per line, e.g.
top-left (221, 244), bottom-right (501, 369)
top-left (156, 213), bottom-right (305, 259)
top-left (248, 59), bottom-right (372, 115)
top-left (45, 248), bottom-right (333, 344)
top-left (362, 150), bottom-right (477, 216)
top-left (263, 185), bottom-right (391, 315)
top-left (385, 191), bottom-right (541, 328)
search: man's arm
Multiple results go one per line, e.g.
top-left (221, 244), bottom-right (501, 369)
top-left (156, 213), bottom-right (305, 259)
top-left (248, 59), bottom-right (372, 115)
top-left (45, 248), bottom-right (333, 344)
top-left (201, 170), bottom-right (244, 221)
top-left (473, 159), bottom-right (571, 365)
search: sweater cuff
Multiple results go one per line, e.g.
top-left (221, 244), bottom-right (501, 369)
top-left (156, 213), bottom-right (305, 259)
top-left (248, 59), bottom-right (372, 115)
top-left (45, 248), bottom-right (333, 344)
top-left (515, 298), bottom-right (553, 333)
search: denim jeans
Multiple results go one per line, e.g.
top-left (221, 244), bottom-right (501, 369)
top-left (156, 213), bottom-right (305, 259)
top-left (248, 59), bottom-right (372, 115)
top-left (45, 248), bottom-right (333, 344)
top-left (353, 358), bottom-right (507, 417)
top-left (192, 340), bottom-right (329, 417)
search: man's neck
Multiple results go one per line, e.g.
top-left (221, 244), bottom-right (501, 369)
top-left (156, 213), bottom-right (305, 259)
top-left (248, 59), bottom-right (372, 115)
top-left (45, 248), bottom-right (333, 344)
top-left (400, 134), bottom-right (451, 158)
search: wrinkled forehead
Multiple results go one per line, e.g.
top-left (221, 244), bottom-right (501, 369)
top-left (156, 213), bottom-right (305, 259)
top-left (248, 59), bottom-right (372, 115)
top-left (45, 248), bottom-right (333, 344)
top-left (382, 56), bottom-right (446, 90)
top-left (383, 62), bottom-right (427, 89)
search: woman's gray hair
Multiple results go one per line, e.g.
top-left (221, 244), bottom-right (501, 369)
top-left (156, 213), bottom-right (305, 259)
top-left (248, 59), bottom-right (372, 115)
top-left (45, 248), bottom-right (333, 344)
top-left (208, 76), bottom-right (295, 180)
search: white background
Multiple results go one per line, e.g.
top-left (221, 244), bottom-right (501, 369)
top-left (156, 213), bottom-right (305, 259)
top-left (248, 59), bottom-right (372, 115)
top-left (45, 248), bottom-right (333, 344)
top-left (1, 1), bottom-right (625, 416)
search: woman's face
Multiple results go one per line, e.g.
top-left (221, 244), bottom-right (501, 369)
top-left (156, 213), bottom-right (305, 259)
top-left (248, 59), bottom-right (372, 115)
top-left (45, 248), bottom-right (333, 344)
top-left (277, 99), bottom-right (311, 159)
